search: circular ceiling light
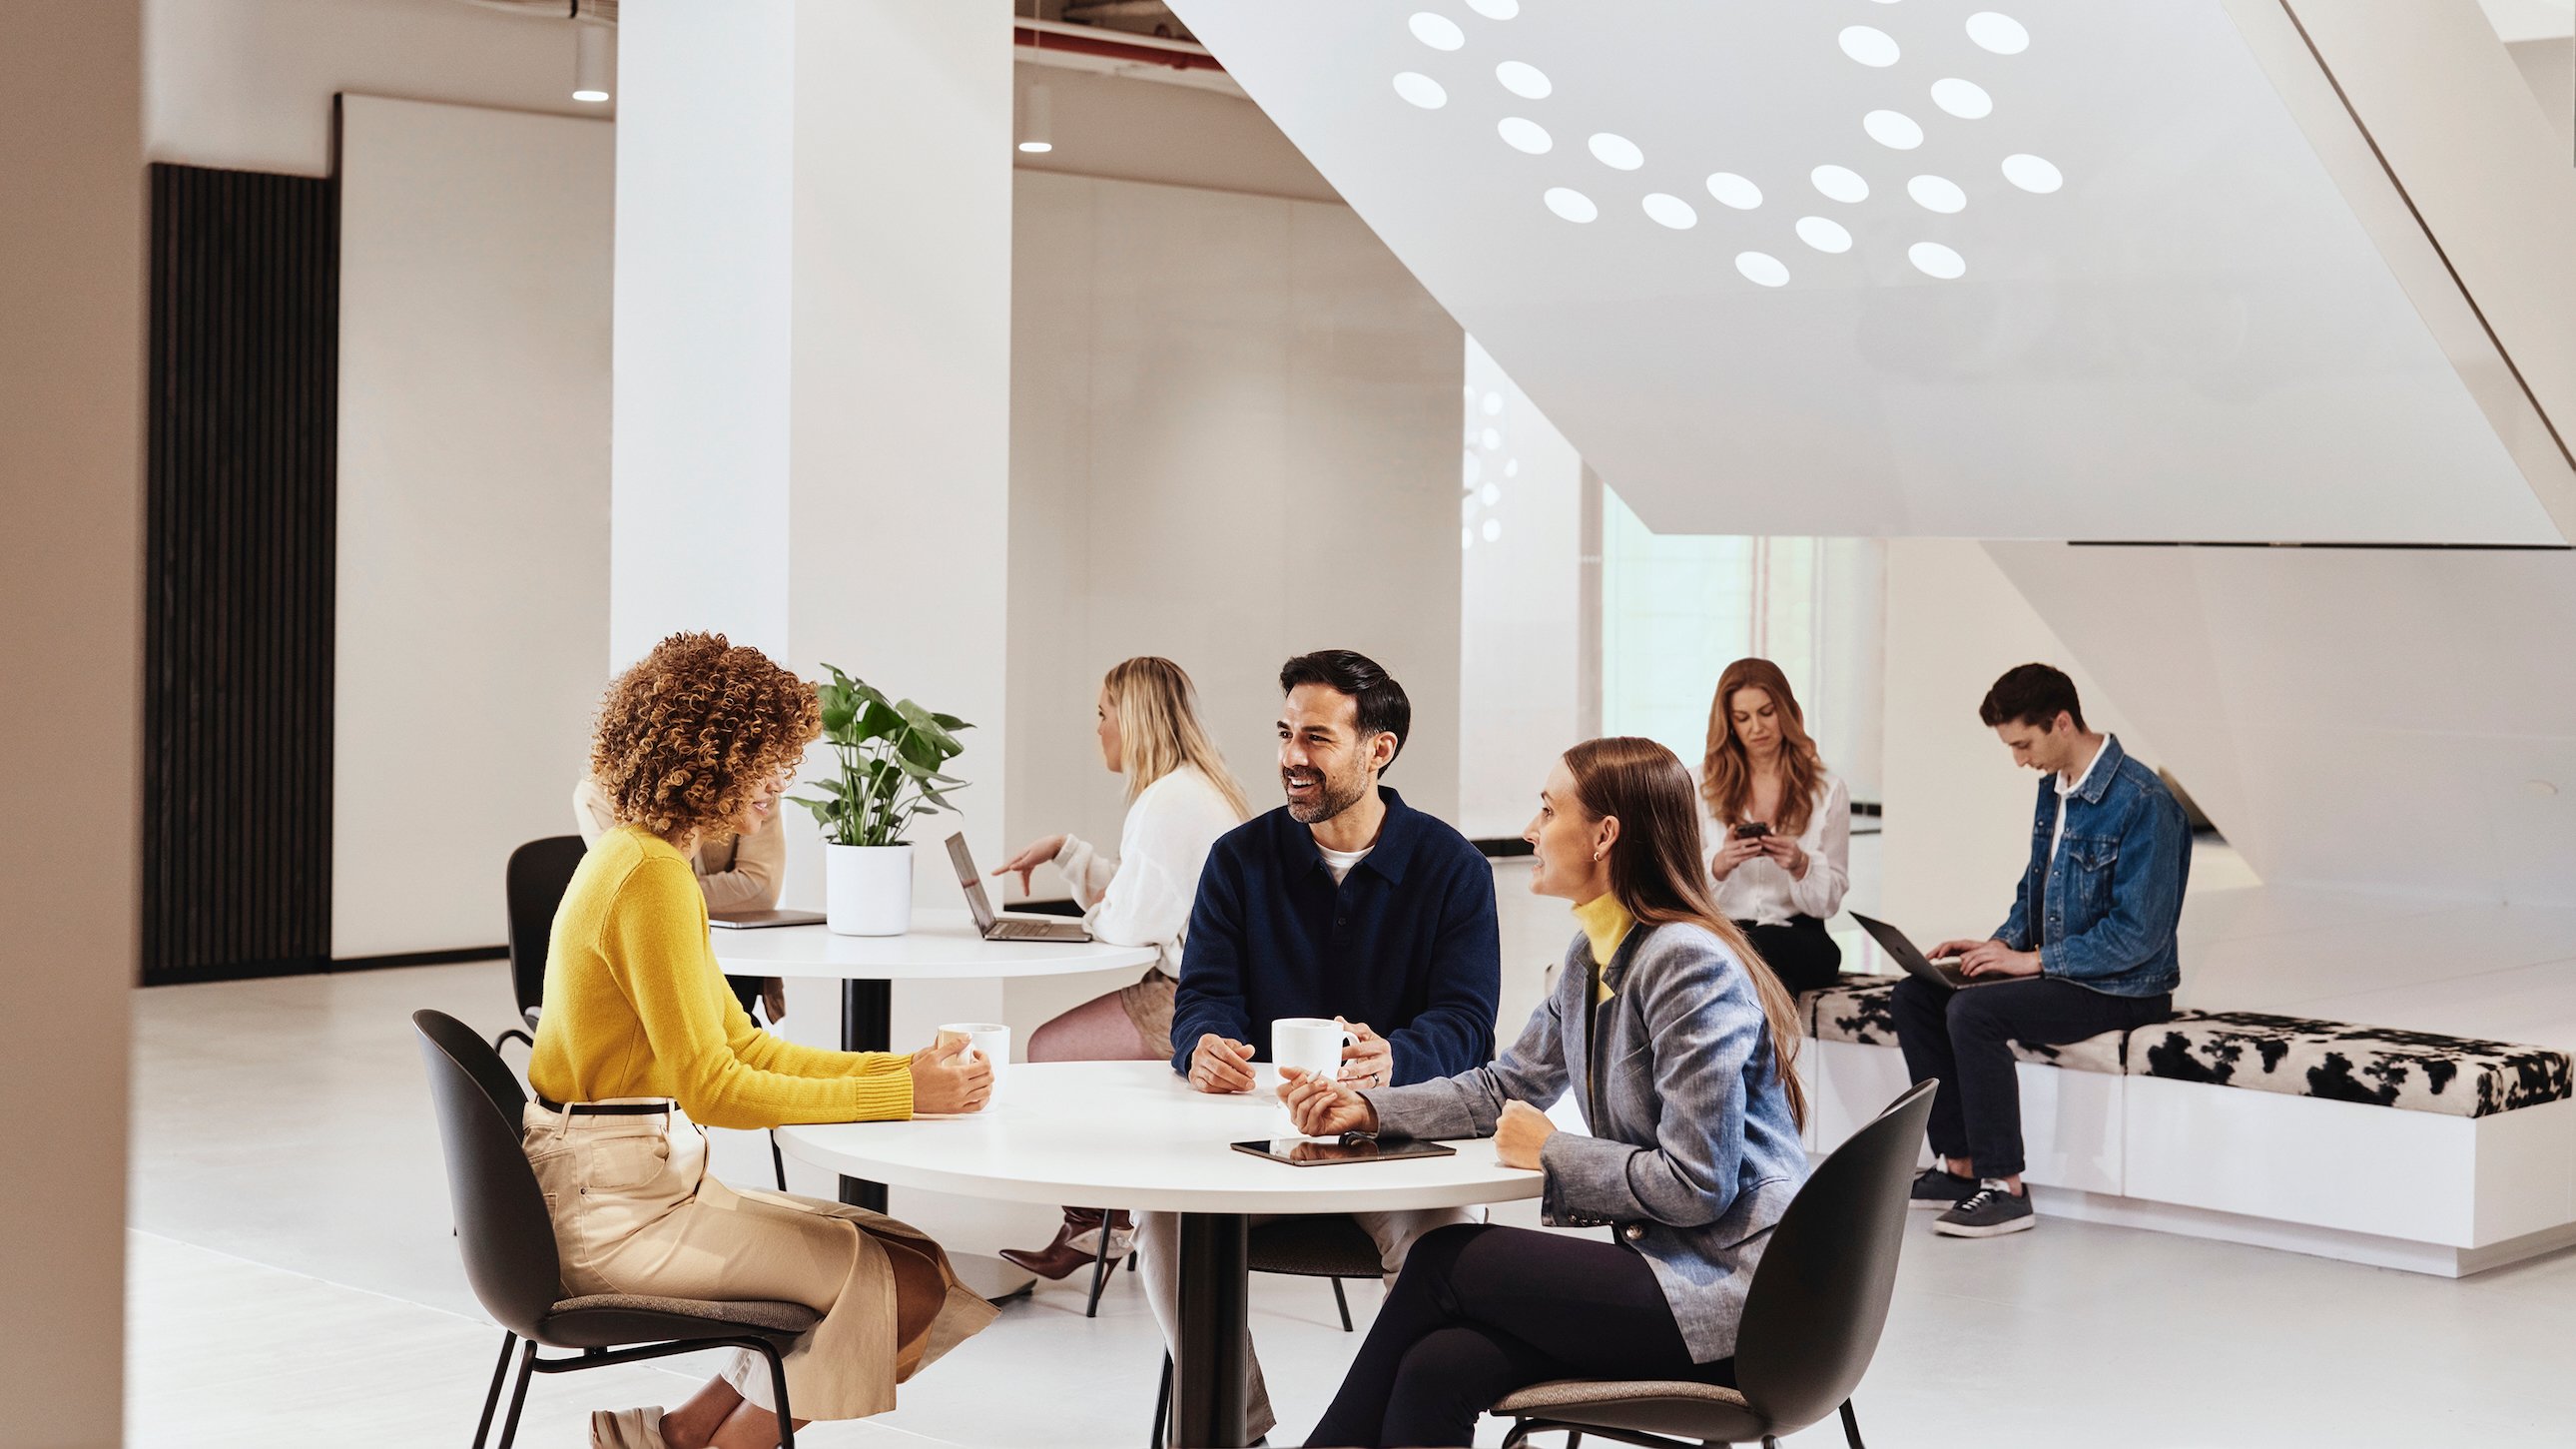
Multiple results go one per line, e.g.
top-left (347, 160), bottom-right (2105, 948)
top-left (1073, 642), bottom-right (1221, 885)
top-left (1589, 133), bottom-right (1644, 170)
top-left (1409, 12), bottom-right (1467, 50)
top-left (1466, 0), bottom-right (1520, 17)
top-left (1811, 165), bottom-right (1869, 203)
top-left (1393, 72), bottom-right (1448, 109)
top-left (1705, 172), bottom-right (1763, 210)
top-left (1931, 77), bottom-right (1993, 119)
top-left (1499, 116), bottom-right (1553, 153)
top-left (1505, 458), bottom-right (1521, 476)
top-left (1796, 216), bottom-right (1853, 254)
top-left (1545, 187), bottom-right (1599, 222)
top-left (1907, 174), bottom-right (1967, 213)
top-left (1839, 25), bottom-right (1901, 66)
top-left (1966, 11), bottom-right (2030, 55)
top-left (1483, 517), bottom-right (1503, 542)
top-left (2002, 152), bottom-right (2063, 192)
top-left (1735, 251), bottom-right (1790, 288)
top-left (1641, 193), bottom-right (1698, 229)
top-left (1495, 60), bottom-right (1552, 98)
top-left (1482, 427), bottom-right (1503, 449)
top-left (1481, 481), bottom-right (1502, 504)
top-left (1482, 391), bottom-right (1504, 415)
top-left (1864, 109), bottom-right (1924, 150)
top-left (1909, 242), bottom-right (1967, 279)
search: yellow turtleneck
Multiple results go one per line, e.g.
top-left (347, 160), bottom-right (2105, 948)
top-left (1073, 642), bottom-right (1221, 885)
top-left (1571, 892), bottom-right (1636, 1000)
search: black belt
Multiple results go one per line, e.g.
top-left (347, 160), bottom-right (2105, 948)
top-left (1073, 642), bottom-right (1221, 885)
top-left (535, 1095), bottom-right (672, 1116)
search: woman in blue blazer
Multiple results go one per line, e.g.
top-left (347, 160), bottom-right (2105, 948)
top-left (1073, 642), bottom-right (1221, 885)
top-left (1283, 736), bottom-right (1810, 1449)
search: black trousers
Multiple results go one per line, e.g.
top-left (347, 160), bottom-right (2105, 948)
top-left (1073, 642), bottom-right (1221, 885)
top-left (1304, 1223), bottom-right (1732, 1449)
top-left (1890, 975), bottom-right (2170, 1179)
top-left (1737, 916), bottom-right (1843, 997)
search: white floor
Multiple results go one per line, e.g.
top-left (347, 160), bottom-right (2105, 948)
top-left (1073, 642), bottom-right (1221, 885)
top-left (129, 848), bottom-right (2576, 1447)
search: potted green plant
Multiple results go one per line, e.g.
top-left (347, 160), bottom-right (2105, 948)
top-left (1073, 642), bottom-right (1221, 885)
top-left (791, 666), bottom-right (971, 936)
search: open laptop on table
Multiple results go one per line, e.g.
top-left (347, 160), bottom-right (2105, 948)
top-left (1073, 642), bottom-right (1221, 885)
top-left (946, 833), bottom-right (1092, 942)
top-left (1850, 912), bottom-right (1980, 991)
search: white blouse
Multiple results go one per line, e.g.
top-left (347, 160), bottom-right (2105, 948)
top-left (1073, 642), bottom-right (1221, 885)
top-left (1051, 765), bottom-right (1242, 976)
top-left (1704, 769), bottom-right (1851, 928)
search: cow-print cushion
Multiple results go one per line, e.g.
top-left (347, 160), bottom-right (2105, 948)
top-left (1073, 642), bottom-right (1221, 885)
top-left (2130, 1012), bottom-right (2572, 1117)
top-left (1797, 975), bottom-right (2128, 1075)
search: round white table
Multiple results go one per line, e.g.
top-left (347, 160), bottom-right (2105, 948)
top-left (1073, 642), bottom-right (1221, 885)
top-left (778, 1061), bottom-right (1543, 1448)
top-left (712, 911), bottom-right (1157, 1214)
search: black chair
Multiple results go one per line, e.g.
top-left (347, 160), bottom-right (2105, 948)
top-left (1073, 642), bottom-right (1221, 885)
top-left (1146, 1214), bottom-right (1385, 1446)
top-left (413, 1009), bottom-right (817, 1449)
top-left (494, 835), bottom-right (586, 1055)
top-left (1488, 1081), bottom-right (1939, 1449)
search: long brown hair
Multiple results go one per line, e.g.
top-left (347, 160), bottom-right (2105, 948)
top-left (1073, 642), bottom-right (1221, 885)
top-left (1565, 736), bottom-right (1806, 1127)
top-left (1699, 657), bottom-right (1825, 839)
top-left (1103, 656), bottom-right (1253, 822)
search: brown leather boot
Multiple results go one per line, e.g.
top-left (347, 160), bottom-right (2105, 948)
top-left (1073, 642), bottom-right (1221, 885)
top-left (1000, 1206), bottom-right (1116, 1280)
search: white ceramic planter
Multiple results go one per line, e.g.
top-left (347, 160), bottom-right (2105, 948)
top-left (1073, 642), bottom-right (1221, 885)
top-left (825, 843), bottom-right (913, 937)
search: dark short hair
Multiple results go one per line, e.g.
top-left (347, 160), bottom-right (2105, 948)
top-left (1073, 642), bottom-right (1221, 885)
top-left (1979, 663), bottom-right (2087, 733)
top-left (1279, 649), bottom-right (1410, 769)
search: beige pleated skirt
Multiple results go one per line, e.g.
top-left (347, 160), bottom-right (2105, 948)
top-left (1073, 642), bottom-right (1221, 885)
top-left (522, 1101), bottom-right (996, 1420)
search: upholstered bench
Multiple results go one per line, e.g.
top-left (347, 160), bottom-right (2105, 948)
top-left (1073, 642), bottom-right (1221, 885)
top-left (1789, 973), bottom-right (2576, 1274)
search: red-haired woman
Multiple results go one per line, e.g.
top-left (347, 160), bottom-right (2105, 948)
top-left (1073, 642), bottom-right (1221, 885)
top-left (1700, 657), bottom-right (1850, 995)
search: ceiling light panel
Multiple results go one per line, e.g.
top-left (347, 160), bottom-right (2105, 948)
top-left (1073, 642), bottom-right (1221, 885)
top-left (1168, 0), bottom-right (2568, 543)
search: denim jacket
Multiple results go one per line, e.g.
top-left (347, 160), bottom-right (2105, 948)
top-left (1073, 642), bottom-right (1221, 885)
top-left (1995, 734), bottom-right (2192, 998)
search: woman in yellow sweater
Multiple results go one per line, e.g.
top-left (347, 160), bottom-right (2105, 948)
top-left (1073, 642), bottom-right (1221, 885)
top-left (527, 632), bottom-right (997, 1449)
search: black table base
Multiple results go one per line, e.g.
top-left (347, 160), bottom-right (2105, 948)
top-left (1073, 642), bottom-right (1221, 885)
top-left (838, 978), bottom-right (892, 1212)
top-left (1174, 1211), bottom-right (1251, 1448)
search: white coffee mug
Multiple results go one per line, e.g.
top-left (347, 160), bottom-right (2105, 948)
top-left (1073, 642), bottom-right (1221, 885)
top-left (1271, 1016), bottom-right (1356, 1087)
top-left (936, 1022), bottom-right (1010, 1103)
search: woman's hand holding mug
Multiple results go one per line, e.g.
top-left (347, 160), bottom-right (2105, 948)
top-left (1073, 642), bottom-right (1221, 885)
top-left (910, 1034), bottom-right (993, 1114)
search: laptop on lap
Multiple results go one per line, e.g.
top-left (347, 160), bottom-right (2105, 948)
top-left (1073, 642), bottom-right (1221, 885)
top-left (1850, 912), bottom-right (1979, 991)
top-left (946, 833), bottom-right (1091, 943)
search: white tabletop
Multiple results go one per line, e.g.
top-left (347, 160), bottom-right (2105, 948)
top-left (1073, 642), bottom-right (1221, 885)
top-left (776, 1061), bottom-right (1544, 1214)
top-left (709, 912), bottom-right (1158, 982)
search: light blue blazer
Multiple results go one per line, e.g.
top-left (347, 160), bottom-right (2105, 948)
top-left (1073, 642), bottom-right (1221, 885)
top-left (1361, 918), bottom-right (1808, 1362)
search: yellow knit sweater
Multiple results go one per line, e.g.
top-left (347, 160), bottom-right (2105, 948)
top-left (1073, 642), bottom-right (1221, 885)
top-left (528, 825), bottom-right (913, 1128)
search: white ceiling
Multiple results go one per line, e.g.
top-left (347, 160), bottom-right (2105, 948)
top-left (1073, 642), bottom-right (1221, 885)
top-left (1170, 0), bottom-right (2569, 543)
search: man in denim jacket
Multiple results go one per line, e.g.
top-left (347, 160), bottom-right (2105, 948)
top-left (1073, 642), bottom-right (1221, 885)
top-left (1894, 663), bottom-right (2192, 1238)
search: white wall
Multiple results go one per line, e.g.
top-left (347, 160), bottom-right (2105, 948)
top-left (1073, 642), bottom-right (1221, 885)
top-left (1003, 166), bottom-right (1465, 900)
top-left (333, 96), bottom-right (614, 956)
top-left (1459, 335), bottom-right (1585, 838)
top-left (145, 0), bottom-right (608, 175)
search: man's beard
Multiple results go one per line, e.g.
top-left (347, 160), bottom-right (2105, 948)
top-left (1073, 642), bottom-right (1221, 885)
top-left (1283, 765), bottom-right (1368, 825)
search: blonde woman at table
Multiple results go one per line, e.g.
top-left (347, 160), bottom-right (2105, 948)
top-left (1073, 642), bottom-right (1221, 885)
top-left (987, 655), bottom-right (1251, 1278)
top-left (1282, 736), bottom-right (1810, 1449)
top-left (530, 632), bottom-right (998, 1449)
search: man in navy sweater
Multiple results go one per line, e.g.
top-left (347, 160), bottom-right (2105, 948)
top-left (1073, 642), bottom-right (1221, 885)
top-left (1139, 649), bottom-right (1501, 1443)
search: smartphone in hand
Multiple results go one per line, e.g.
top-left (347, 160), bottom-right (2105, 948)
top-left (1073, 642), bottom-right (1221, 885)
top-left (1732, 821), bottom-right (1771, 840)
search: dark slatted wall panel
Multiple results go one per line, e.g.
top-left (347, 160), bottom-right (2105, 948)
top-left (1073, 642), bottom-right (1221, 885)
top-left (142, 163), bottom-right (338, 986)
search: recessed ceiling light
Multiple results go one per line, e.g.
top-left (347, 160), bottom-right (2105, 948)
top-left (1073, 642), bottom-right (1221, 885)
top-left (1482, 391), bottom-right (1504, 415)
top-left (1505, 458), bottom-right (1520, 476)
top-left (1864, 110), bottom-right (1924, 150)
top-left (1482, 426), bottom-right (1503, 449)
top-left (1499, 116), bottom-right (1553, 153)
top-left (1483, 517), bottom-right (1503, 541)
top-left (1966, 11), bottom-right (2030, 55)
top-left (1909, 242), bottom-right (1967, 279)
top-left (1409, 12), bottom-right (1467, 50)
top-left (1839, 25), bottom-right (1901, 67)
top-left (1706, 172), bottom-right (1763, 210)
top-left (1735, 251), bottom-right (1790, 288)
top-left (1811, 165), bottom-right (1869, 203)
top-left (1931, 77), bottom-right (1993, 119)
top-left (1907, 175), bottom-right (1967, 213)
top-left (1544, 184), bottom-right (1597, 223)
top-left (1795, 216), bottom-right (1853, 253)
top-left (1495, 60), bottom-right (1552, 98)
top-left (1466, 0), bottom-right (1519, 18)
top-left (1589, 133), bottom-right (1645, 170)
top-left (1393, 72), bottom-right (1448, 109)
top-left (1641, 193), bottom-right (1698, 229)
top-left (1481, 481), bottom-right (1502, 504)
top-left (2002, 152), bottom-right (2063, 192)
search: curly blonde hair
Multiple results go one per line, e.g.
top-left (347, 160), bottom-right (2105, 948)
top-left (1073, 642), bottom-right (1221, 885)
top-left (591, 632), bottom-right (822, 841)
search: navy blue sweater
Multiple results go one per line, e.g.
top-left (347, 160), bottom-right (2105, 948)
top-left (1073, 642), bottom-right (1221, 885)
top-left (1168, 788), bottom-right (1500, 1087)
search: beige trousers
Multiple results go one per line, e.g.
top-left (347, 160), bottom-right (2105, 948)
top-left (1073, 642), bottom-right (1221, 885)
top-left (1135, 1205), bottom-right (1477, 1442)
top-left (522, 1101), bottom-right (995, 1421)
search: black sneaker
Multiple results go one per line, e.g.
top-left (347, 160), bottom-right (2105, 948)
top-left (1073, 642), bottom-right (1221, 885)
top-left (1908, 1166), bottom-right (1979, 1210)
top-left (1934, 1180), bottom-right (2036, 1238)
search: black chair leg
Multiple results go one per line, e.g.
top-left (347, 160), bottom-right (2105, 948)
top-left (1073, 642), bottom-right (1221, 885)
top-left (1149, 1350), bottom-right (1171, 1449)
top-left (492, 1338), bottom-right (538, 1449)
top-left (1331, 1276), bottom-right (1353, 1332)
top-left (470, 1330), bottom-right (516, 1449)
top-left (770, 1130), bottom-right (788, 1192)
top-left (760, 1339), bottom-right (798, 1449)
top-left (1839, 1397), bottom-right (1865, 1448)
top-left (1084, 1215), bottom-right (1116, 1319)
